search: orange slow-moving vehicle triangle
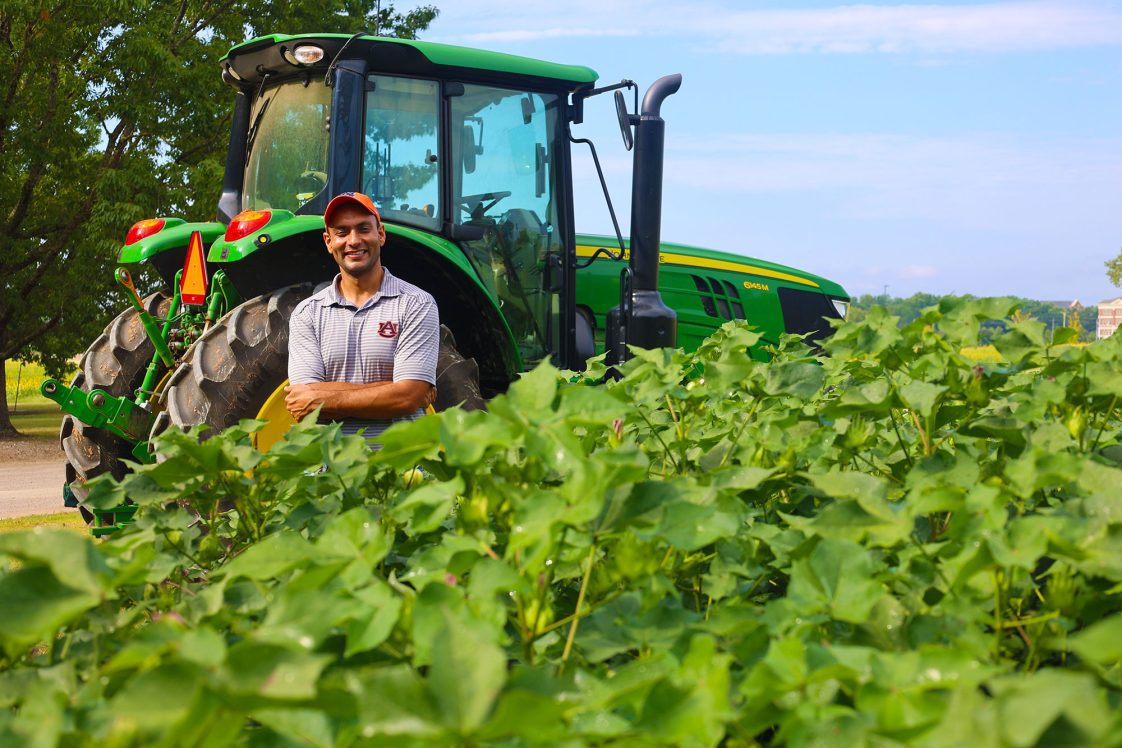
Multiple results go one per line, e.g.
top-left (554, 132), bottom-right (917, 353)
top-left (181, 230), bottom-right (208, 305)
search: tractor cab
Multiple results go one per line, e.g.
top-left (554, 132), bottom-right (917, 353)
top-left (218, 34), bottom-right (598, 385)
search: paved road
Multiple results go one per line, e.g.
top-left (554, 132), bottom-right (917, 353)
top-left (0, 460), bottom-right (66, 519)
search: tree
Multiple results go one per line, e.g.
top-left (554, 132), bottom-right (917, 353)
top-left (1107, 249), bottom-right (1122, 289)
top-left (0, 1), bottom-right (437, 435)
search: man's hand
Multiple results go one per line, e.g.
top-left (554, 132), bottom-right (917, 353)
top-left (284, 383), bottom-right (326, 421)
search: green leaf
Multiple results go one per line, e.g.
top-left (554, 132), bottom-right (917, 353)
top-left (992, 319), bottom-right (1047, 365)
top-left (500, 360), bottom-right (560, 418)
top-left (992, 670), bottom-right (1112, 747)
top-left (439, 409), bottom-right (517, 466)
top-left (578, 594), bottom-right (698, 663)
top-left (787, 539), bottom-right (883, 623)
top-left (223, 642), bottom-right (331, 700)
top-left (427, 609), bottom-right (507, 736)
top-left (899, 380), bottom-right (947, 419)
top-left (1066, 614), bottom-right (1122, 664)
top-left (1087, 361), bottom-right (1122, 397)
top-left (108, 662), bottom-right (203, 731)
top-left (655, 495), bottom-right (745, 552)
top-left (0, 529), bottom-right (111, 595)
top-left (344, 583), bottom-right (403, 657)
top-left (350, 665), bottom-right (441, 739)
top-left (375, 414), bottom-right (443, 469)
top-left (708, 466), bottom-right (775, 493)
top-left (763, 360), bottom-right (826, 399)
top-left (251, 707), bottom-right (334, 748)
top-left (0, 566), bottom-right (100, 657)
top-left (390, 476), bottom-right (464, 534)
top-left (479, 687), bottom-right (569, 742)
top-left (636, 635), bottom-right (733, 747)
top-left (1051, 326), bottom-right (1079, 346)
top-left (316, 507), bottom-right (391, 569)
top-left (218, 530), bottom-right (320, 581)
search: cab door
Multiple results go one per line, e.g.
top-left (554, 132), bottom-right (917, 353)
top-left (450, 85), bottom-right (564, 368)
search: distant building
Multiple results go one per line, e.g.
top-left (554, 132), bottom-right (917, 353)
top-left (1098, 297), bottom-right (1122, 339)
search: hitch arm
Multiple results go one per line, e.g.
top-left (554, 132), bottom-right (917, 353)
top-left (115, 267), bottom-right (175, 368)
top-left (41, 379), bottom-right (155, 444)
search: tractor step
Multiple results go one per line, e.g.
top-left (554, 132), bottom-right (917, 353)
top-left (89, 504), bottom-right (138, 537)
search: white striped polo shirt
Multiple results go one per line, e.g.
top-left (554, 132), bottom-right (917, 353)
top-left (288, 268), bottom-right (439, 443)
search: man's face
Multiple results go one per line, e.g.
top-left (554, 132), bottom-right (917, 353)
top-left (323, 204), bottom-right (386, 278)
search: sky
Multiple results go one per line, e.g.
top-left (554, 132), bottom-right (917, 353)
top-left (408, 0), bottom-right (1122, 303)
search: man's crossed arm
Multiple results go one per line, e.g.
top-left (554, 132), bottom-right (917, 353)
top-left (284, 380), bottom-right (436, 422)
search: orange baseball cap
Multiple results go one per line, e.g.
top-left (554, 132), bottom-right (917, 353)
top-left (324, 192), bottom-right (382, 227)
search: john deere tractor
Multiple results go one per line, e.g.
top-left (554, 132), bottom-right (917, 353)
top-left (42, 33), bottom-right (850, 533)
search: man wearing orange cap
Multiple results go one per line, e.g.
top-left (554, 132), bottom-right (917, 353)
top-left (285, 192), bottom-right (438, 443)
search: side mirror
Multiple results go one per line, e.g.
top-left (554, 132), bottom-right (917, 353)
top-left (614, 90), bottom-right (634, 151)
top-left (462, 124), bottom-right (477, 174)
top-left (521, 95), bottom-right (536, 125)
top-left (535, 143), bottom-right (546, 198)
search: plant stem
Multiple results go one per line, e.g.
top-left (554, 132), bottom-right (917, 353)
top-left (1090, 395), bottom-right (1117, 452)
top-left (910, 410), bottom-right (931, 456)
top-left (852, 452), bottom-right (903, 485)
top-left (559, 542), bottom-right (597, 672)
top-left (997, 610), bottom-right (1059, 629)
top-left (636, 407), bottom-right (681, 474)
top-left (889, 409), bottom-right (914, 467)
top-left (993, 568), bottom-right (1003, 660)
top-left (718, 397), bottom-right (759, 469)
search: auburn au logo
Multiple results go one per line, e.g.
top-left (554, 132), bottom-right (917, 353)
top-left (377, 321), bottom-right (400, 338)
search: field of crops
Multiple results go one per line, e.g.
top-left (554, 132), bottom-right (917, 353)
top-left (2, 297), bottom-right (1121, 746)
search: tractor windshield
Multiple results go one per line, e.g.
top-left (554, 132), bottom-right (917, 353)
top-left (243, 81), bottom-right (331, 213)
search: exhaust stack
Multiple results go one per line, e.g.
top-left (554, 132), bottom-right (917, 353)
top-left (607, 73), bottom-right (682, 364)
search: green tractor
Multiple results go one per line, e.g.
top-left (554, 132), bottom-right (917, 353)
top-left (42, 32), bottom-right (849, 533)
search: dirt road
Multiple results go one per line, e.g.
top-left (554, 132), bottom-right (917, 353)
top-left (0, 438), bottom-right (66, 519)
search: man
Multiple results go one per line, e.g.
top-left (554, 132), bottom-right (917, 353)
top-left (285, 192), bottom-right (438, 443)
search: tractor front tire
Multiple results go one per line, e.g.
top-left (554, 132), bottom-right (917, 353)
top-left (60, 293), bottom-right (170, 519)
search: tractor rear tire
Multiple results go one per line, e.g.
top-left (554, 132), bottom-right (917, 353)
top-left (153, 285), bottom-right (486, 445)
top-left (60, 293), bottom-right (171, 519)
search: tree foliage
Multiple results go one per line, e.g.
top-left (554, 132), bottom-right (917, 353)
top-left (3, 303), bottom-right (1122, 745)
top-left (851, 293), bottom-right (1099, 342)
top-left (1106, 249), bottom-right (1122, 289)
top-left (0, 0), bottom-right (436, 433)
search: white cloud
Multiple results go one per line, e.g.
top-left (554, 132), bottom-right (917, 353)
top-left (426, 1), bottom-right (1122, 54)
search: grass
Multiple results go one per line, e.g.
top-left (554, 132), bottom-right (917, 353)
top-left (0, 511), bottom-right (86, 534)
top-left (10, 405), bottom-right (63, 438)
top-left (5, 359), bottom-right (61, 409)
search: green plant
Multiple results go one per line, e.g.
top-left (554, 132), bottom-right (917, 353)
top-left (2, 298), bottom-right (1121, 746)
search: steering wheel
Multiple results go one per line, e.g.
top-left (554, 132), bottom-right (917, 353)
top-left (460, 191), bottom-right (512, 221)
top-left (295, 170), bottom-right (327, 203)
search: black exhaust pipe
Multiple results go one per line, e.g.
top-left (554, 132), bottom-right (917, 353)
top-left (607, 74), bottom-right (682, 364)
